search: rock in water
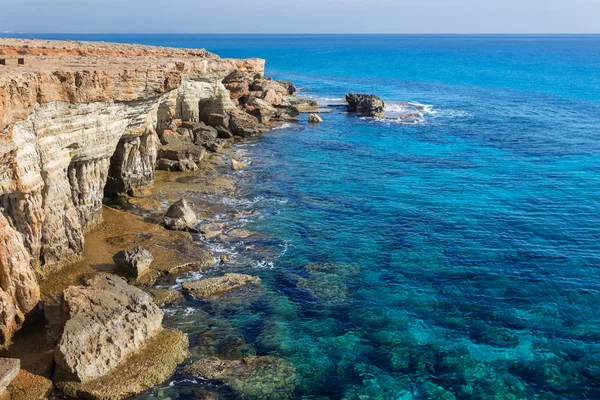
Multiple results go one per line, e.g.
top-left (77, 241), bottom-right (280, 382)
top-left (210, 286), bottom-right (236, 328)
top-left (231, 159), bottom-right (250, 171)
top-left (0, 358), bottom-right (20, 395)
top-left (54, 274), bottom-right (163, 383)
top-left (345, 93), bottom-right (386, 118)
top-left (164, 198), bottom-right (198, 232)
top-left (308, 113), bottom-right (323, 123)
top-left (182, 273), bottom-right (262, 300)
top-left (113, 247), bottom-right (154, 280)
top-left (184, 356), bottom-right (296, 400)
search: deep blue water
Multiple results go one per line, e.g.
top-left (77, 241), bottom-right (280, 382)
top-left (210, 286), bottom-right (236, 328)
top-left (9, 34), bottom-right (600, 398)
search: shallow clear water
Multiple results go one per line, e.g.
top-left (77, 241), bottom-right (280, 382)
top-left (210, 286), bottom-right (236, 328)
top-left (11, 33), bottom-right (600, 398)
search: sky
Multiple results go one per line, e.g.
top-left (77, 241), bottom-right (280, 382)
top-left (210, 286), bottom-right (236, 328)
top-left (1, 0), bottom-right (599, 34)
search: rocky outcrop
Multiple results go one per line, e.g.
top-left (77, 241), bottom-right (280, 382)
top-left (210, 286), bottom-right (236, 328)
top-left (113, 247), bottom-right (154, 280)
top-left (54, 274), bottom-right (164, 383)
top-left (0, 358), bottom-right (20, 396)
top-left (164, 198), bottom-right (197, 231)
top-left (182, 273), bottom-right (263, 300)
top-left (0, 213), bottom-right (40, 347)
top-left (185, 356), bottom-right (296, 400)
top-left (308, 113), bottom-right (323, 123)
top-left (345, 93), bottom-right (386, 118)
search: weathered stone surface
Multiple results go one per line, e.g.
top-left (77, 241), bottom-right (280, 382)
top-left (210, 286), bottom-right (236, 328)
top-left (185, 356), bottom-right (296, 400)
top-left (308, 113), bottom-right (324, 123)
top-left (113, 246), bottom-right (154, 279)
top-left (231, 159), bottom-right (250, 171)
top-left (57, 328), bottom-right (189, 400)
top-left (164, 198), bottom-right (197, 231)
top-left (229, 109), bottom-right (261, 137)
top-left (54, 273), bottom-right (163, 383)
top-left (198, 222), bottom-right (224, 240)
top-left (145, 288), bottom-right (184, 307)
top-left (6, 369), bottom-right (53, 400)
top-left (0, 213), bottom-right (40, 347)
top-left (345, 93), bottom-right (386, 118)
top-left (157, 142), bottom-right (206, 172)
top-left (182, 273), bottom-right (262, 300)
top-left (0, 358), bottom-right (20, 393)
top-left (208, 113), bottom-right (230, 128)
top-left (276, 80), bottom-right (297, 95)
top-left (216, 125), bottom-right (234, 139)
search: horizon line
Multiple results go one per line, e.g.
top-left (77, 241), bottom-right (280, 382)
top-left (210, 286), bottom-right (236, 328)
top-left (2, 32), bottom-right (600, 36)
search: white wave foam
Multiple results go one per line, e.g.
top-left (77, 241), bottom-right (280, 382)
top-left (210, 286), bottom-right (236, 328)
top-left (272, 123), bottom-right (293, 130)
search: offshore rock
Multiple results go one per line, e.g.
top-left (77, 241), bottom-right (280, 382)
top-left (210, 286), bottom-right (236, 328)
top-left (0, 358), bottom-right (20, 395)
top-left (182, 273), bottom-right (263, 300)
top-left (229, 109), bottom-right (261, 137)
top-left (308, 113), bottom-right (324, 123)
top-left (345, 93), bottom-right (386, 118)
top-left (112, 246), bottom-right (154, 280)
top-left (164, 198), bottom-right (198, 232)
top-left (0, 213), bottom-right (40, 347)
top-left (185, 356), bottom-right (296, 400)
top-left (54, 274), bottom-right (163, 383)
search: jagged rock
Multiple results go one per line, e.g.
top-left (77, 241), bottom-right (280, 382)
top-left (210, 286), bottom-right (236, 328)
top-left (208, 113), bottom-right (230, 128)
top-left (6, 369), bottom-right (53, 400)
top-left (112, 246), bottom-right (154, 280)
top-left (164, 198), bottom-right (198, 232)
top-left (0, 358), bottom-right (20, 395)
top-left (57, 328), bottom-right (189, 400)
top-left (345, 93), bottom-right (386, 118)
top-left (216, 125), bottom-right (234, 139)
top-left (231, 159), bottom-right (250, 171)
top-left (308, 113), bottom-right (323, 123)
top-left (229, 109), bottom-right (261, 137)
top-left (0, 213), bottom-right (40, 347)
top-left (157, 143), bottom-right (206, 172)
top-left (204, 138), bottom-right (228, 153)
top-left (182, 273), bottom-right (262, 300)
top-left (159, 128), bottom-right (188, 145)
top-left (184, 356), bottom-right (296, 400)
top-left (145, 288), bottom-right (184, 307)
top-left (54, 274), bottom-right (164, 383)
top-left (277, 80), bottom-right (297, 95)
top-left (198, 222), bottom-right (224, 240)
top-left (245, 96), bottom-right (278, 122)
top-left (251, 79), bottom-right (289, 95)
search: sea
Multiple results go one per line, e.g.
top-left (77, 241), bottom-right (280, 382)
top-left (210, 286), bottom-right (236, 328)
top-left (6, 33), bottom-right (600, 399)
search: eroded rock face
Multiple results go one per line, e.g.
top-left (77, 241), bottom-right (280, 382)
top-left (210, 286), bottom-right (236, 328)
top-left (182, 273), bottom-right (263, 300)
top-left (54, 274), bottom-right (163, 383)
top-left (185, 356), bottom-right (296, 400)
top-left (0, 213), bottom-right (40, 347)
top-left (0, 358), bottom-right (20, 394)
top-left (345, 93), bottom-right (386, 118)
top-left (164, 198), bottom-right (198, 231)
top-left (229, 109), bottom-right (261, 137)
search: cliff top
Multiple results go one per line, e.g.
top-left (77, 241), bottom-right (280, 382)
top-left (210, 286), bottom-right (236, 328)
top-left (0, 38), bottom-right (230, 78)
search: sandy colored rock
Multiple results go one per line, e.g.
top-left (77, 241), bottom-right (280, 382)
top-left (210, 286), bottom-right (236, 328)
top-left (113, 246), bottom-right (154, 280)
top-left (229, 109), bottom-right (261, 137)
top-left (6, 369), bottom-right (53, 400)
top-left (308, 113), bottom-right (324, 123)
top-left (57, 327), bottom-right (189, 400)
top-left (164, 198), bottom-right (198, 232)
top-left (145, 288), bottom-right (185, 307)
top-left (55, 273), bottom-right (163, 383)
top-left (0, 213), bottom-right (40, 347)
top-left (185, 356), bottom-right (296, 400)
top-left (182, 273), bottom-right (262, 300)
top-left (231, 159), bottom-right (250, 171)
top-left (0, 358), bottom-right (20, 393)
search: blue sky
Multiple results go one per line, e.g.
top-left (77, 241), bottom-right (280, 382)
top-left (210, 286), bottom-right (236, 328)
top-left (1, 0), bottom-right (599, 34)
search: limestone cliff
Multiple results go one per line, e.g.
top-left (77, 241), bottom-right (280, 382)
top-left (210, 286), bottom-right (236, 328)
top-left (0, 39), bottom-right (267, 346)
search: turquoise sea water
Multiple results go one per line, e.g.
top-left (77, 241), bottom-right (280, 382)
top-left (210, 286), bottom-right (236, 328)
top-left (9, 34), bottom-right (600, 398)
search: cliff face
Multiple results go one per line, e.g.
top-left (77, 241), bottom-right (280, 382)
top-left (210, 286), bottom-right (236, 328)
top-left (0, 40), bottom-right (265, 346)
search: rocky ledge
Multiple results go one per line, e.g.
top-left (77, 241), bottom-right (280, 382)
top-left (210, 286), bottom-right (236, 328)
top-left (0, 38), bottom-right (317, 398)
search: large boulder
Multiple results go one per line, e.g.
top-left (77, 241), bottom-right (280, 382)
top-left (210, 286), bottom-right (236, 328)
top-left (208, 113), bottom-right (230, 128)
top-left (345, 93), bottom-right (386, 118)
top-left (229, 109), bottom-right (261, 137)
top-left (0, 213), bottom-right (40, 347)
top-left (185, 356), bottom-right (296, 400)
top-left (0, 358), bottom-right (20, 396)
top-left (156, 142), bottom-right (206, 172)
top-left (308, 113), bottom-right (323, 123)
top-left (54, 274), bottom-right (164, 383)
top-left (164, 198), bottom-right (198, 232)
top-left (113, 247), bottom-right (154, 280)
top-left (244, 96), bottom-right (278, 122)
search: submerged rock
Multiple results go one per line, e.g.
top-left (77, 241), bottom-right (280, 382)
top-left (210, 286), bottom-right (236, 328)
top-left (296, 262), bottom-right (360, 306)
top-left (185, 356), bottom-right (296, 400)
top-left (113, 246), bottom-right (154, 280)
top-left (164, 198), bottom-right (198, 232)
top-left (182, 273), bottom-right (263, 300)
top-left (308, 113), bottom-right (323, 123)
top-left (54, 274), bottom-right (164, 383)
top-left (0, 358), bottom-right (20, 395)
top-left (231, 159), bottom-right (250, 171)
top-left (198, 222), bottom-right (224, 240)
top-left (345, 93), bottom-right (386, 118)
